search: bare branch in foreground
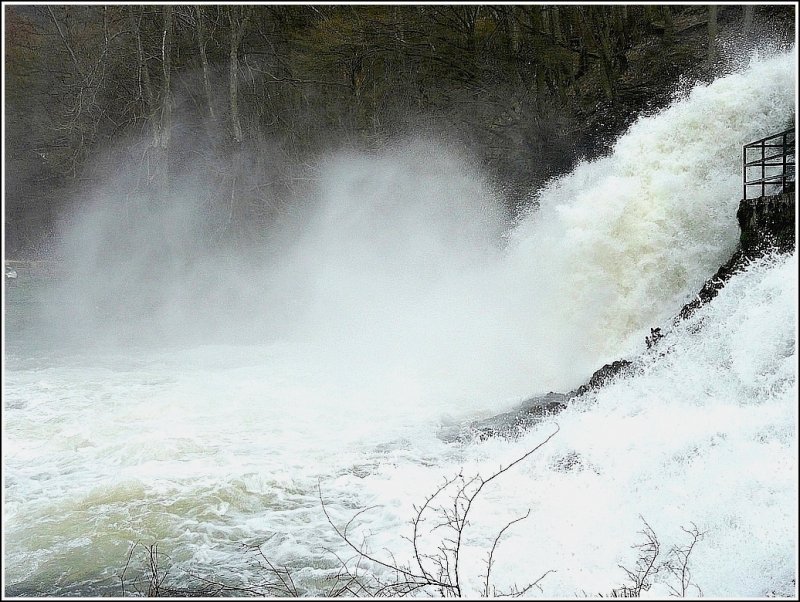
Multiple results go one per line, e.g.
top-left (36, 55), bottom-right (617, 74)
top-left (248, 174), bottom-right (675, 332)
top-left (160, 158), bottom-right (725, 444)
top-left (319, 424), bottom-right (560, 597)
top-left (121, 425), bottom-right (565, 597)
top-left (612, 517), bottom-right (707, 598)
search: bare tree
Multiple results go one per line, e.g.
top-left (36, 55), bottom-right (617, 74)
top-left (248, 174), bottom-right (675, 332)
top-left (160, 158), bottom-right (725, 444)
top-left (615, 516), bottom-right (662, 597)
top-left (707, 5), bottom-right (718, 65)
top-left (228, 5), bottom-right (251, 144)
top-left (129, 5), bottom-right (173, 192)
top-left (318, 425), bottom-right (560, 597)
top-left (742, 5), bottom-right (754, 41)
top-left (159, 5), bottom-right (173, 188)
top-left (663, 523), bottom-right (706, 597)
top-left (195, 5), bottom-right (216, 121)
top-left (612, 517), bottom-right (706, 598)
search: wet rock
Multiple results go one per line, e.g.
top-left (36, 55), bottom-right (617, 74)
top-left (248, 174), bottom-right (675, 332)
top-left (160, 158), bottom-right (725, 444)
top-left (677, 249), bottom-right (746, 321)
top-left (737, 191), bottom-right (795, 256)
top-left (679, 191), bottom-right (795, 321)
top-left (450, 363), bottom-right (639, 442)
top-left (445, 392), bottom-right (569, 442)
top-left (573, 360), bottom-right (635, 397)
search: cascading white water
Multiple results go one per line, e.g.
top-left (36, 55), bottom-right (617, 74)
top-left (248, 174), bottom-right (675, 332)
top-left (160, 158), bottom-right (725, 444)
top-left (497, 47), bottom-right (796, 389)
top-left (3, 49), bottom-right (796, 596)
top-left (339, 249), bottom-right (797, 598)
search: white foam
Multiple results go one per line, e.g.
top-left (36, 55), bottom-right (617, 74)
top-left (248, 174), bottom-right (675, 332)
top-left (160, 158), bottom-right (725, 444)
top-left (4, 48), bottom-right (797, 596)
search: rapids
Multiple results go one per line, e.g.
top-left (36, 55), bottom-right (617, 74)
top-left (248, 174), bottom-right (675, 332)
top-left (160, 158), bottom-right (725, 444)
top-left (3, 49), bottom-right (797, 597)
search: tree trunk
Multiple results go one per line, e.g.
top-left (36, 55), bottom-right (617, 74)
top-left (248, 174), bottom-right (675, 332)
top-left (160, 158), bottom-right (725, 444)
top-left (130, 6), bottom-right (172, 194)
top-left (131, 7), bottom-right (154, 112)
top-left (156, 5), bottom-right (173, 190)
top-left (707, 5), bottom-right (718, 65)
top-left (551, 6), bottom-right (563, 44)
top-left (228, 6), bottom-right (250, 144)
top-left (195, 5), bottom-right (216, 121)
top-left (743, 5), bottom-right (754, 40)
top-left (507, 6), bottom-right (521, 56)
top-left (661, 6), bottom-right (674, 42)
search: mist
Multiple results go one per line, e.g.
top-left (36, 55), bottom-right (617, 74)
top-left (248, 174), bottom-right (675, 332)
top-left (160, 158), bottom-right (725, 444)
top-left (37, 48), bottom-right (796, 410)
top-left (39, 136), bottom-right (523, 406)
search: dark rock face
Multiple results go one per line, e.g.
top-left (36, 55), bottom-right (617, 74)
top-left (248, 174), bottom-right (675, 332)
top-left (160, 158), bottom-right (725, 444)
top-left (677, 249), bottom-right (745, 321)
top-left (737, 191), bottom-right (796, 255)
top-left (573, 360), bottom-right (635, 397)
top-left (451, 360), bottom-right (637, 441)
top-left (452, 361), bottom-right (637, 441)
top-left (466, 393), bottom-right (569, 440)
top-left (441, 392), bottom-right (569, 442)
top-left (680, 191), bottom-right (795, 321)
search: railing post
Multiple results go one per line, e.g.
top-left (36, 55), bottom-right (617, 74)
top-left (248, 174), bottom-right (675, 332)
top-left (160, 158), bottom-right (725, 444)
top-left (743, 144), bottom-right (747, 199)
top-left (782, 131), bottom-right (788, 193)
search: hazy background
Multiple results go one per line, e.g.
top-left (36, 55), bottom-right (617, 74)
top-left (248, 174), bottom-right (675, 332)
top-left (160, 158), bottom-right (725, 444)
top-left (4, 4), bottom-right (796, 393)
top-left (5, 4), bottom-right (794, 257)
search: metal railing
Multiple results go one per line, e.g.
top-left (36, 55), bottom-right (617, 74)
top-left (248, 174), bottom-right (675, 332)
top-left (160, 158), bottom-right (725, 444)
top-left (742, 127), bottom-right (795, 200)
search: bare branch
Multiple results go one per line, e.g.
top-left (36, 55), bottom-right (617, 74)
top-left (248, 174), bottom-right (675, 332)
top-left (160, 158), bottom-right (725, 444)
top-left (46, 6), bottom-right (84, 78)
top-left (484, 509), bottom-right (531, 596)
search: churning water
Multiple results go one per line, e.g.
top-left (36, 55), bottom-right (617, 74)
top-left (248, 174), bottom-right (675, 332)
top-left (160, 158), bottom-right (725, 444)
top-left (3, 49), bottom-right (797, 597)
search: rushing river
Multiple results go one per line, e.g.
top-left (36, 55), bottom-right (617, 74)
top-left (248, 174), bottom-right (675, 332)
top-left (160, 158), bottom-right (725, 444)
top-left (3, 49), bottom-right (797, 597)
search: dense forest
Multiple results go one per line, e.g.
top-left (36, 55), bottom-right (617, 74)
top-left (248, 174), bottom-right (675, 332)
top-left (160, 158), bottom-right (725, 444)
top-left (4, 4), bottom-right (794, 257)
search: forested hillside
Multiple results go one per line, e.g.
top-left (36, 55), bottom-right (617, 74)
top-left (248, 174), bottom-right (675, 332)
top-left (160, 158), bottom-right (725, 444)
top-left (4, 4), bottom-right (793, 256)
